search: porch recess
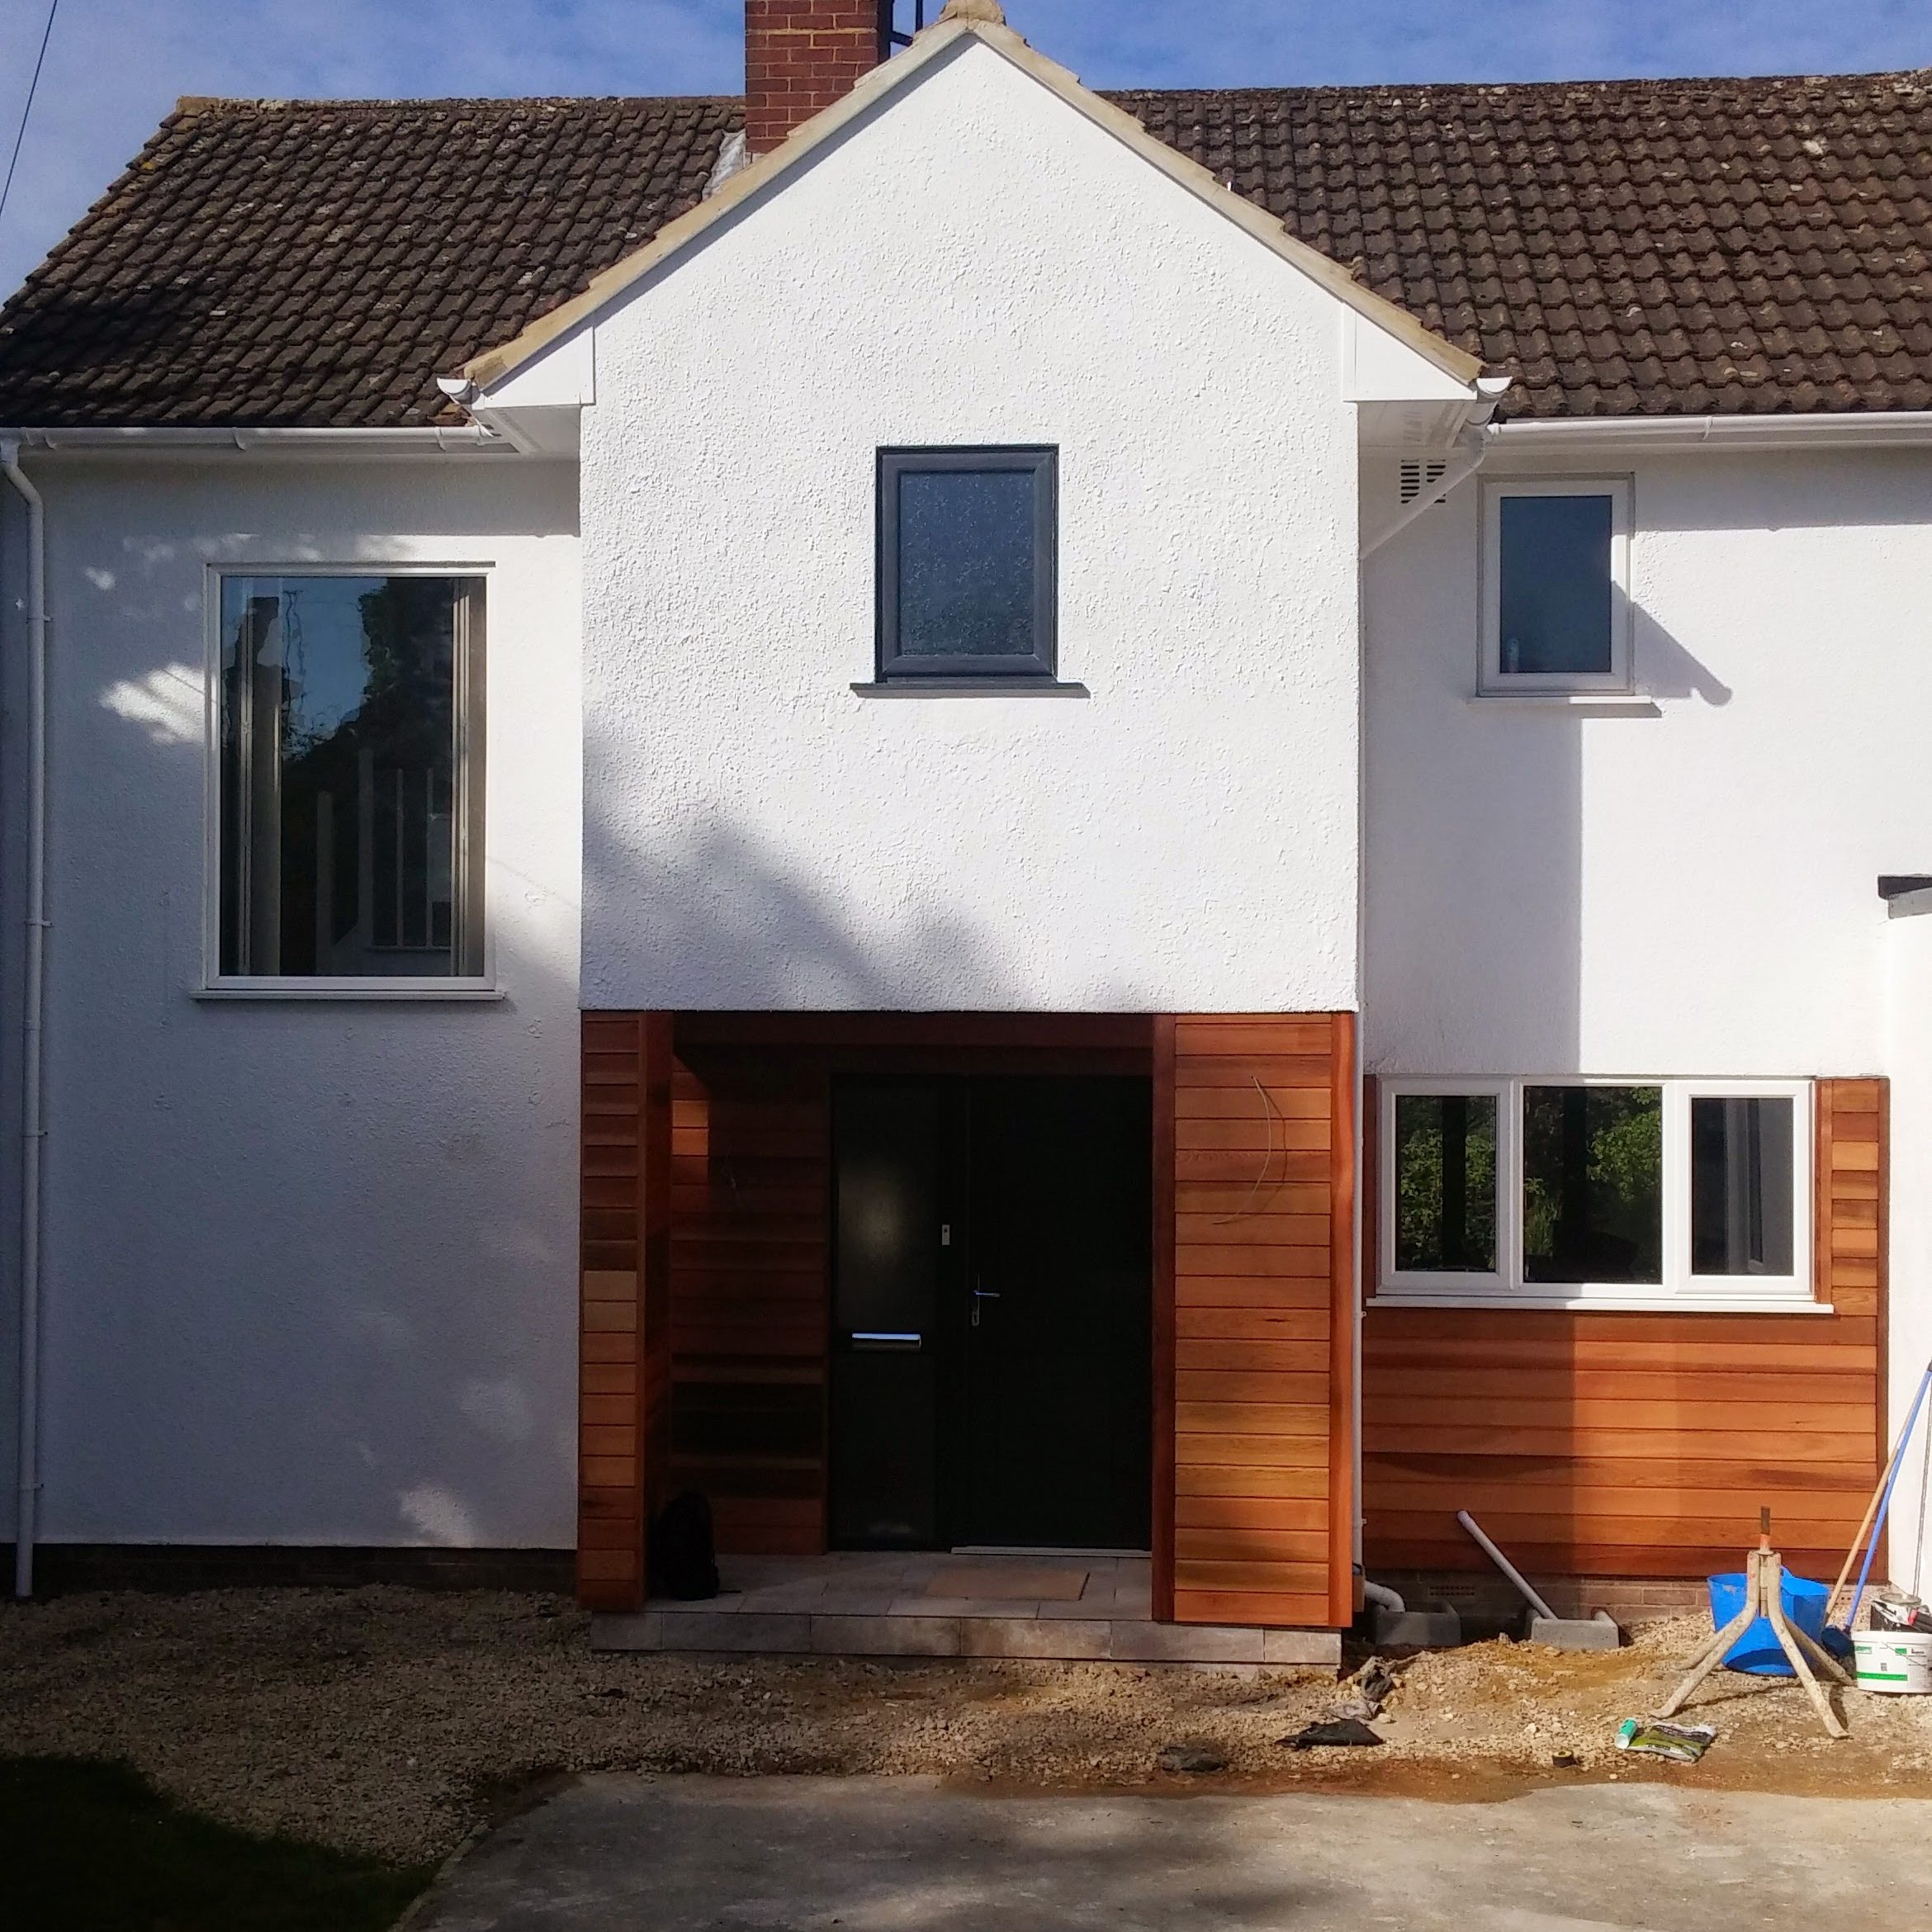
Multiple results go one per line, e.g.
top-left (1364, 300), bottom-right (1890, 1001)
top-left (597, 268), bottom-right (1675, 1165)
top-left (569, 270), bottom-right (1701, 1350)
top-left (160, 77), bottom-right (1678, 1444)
top-left (575, 1012), bottom-right (1359, 1630)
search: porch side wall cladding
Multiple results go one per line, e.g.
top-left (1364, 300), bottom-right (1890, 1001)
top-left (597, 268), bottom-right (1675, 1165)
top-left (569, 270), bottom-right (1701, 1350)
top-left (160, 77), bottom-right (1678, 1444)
top-left (576, 1013), bottom-right (672, 1611)
top-left (1359, 1077), bottom-right (1886, 1586)
top-left (665, 1044), bottom-right (831, 1557)
top-left (580, 1018), bottom-right (832, 1608)
top-left (1161, 1013), bottom-right (1357, 1631)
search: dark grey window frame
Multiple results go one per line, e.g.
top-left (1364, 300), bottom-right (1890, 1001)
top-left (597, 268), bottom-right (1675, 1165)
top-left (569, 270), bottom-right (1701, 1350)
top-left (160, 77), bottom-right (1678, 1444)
top-left (874, 446), bottom-right (1058, 683)
top-left (215, 570), bottom-right (487, 983)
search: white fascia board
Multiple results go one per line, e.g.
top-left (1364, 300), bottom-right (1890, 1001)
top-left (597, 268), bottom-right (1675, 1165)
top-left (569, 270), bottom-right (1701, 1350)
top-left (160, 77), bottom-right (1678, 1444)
top-left (1493, 411), bottom-right (1932, 452)
top-left (460, 326), bottom-right (594, 455)
top-left (4, 425), bottom-right (518, 456)
top-left (478, 327), bottom-right (595, 411)
top-left (1341, 309), bottom-right (1477, 405)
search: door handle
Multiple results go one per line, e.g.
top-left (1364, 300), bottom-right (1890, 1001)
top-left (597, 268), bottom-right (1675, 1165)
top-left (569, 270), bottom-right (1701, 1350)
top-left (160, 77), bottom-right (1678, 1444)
top-left (971, 1284), bottom-right (1000, 1328)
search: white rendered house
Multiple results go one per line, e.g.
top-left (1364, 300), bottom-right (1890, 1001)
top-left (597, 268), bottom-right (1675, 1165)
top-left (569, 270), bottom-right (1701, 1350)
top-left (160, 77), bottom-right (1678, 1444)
top-left (0, 1), bottom-right (1927, 1636)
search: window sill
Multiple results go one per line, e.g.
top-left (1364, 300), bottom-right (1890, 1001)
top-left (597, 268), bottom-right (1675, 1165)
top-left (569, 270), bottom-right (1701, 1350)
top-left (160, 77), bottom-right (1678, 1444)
top-left (850, 680), bottom-right (1090, 698)
top-left (194, 980), bottom-right (505, 1003)
top-left (1370, 1290), bottom-right (1832, 1316)
top-left (1467, 690), bottom-right (1660, 714)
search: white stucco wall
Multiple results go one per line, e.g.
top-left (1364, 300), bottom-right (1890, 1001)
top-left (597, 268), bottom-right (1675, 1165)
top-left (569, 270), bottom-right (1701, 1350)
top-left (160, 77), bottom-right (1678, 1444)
top-left (1366, 446), bottom-right (1932, 1584)
top-left (1364, 446), bottom-right (1932, 1079)
top-left (0, 456), bottom-right (582, 1546)
top-left (1885, 913), bottom-right (1932, 1595)
top-left (577, 37), bottom-right (1366, 1014)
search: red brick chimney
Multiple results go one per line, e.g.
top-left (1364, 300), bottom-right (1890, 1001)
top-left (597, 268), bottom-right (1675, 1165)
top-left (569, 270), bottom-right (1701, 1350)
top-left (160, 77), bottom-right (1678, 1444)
top-left (744, 2), bottom-right (886, 156)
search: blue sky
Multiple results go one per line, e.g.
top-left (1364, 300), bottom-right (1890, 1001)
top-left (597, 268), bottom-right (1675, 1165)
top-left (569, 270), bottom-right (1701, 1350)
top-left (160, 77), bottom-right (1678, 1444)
top-left (1, 0), bottom-right (1928, 301)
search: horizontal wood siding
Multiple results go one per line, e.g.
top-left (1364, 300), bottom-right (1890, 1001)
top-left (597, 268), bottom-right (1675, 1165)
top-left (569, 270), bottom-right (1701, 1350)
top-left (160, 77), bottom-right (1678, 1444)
top-left (1166, 1014), bottom-right (1352, 1629)
top-left (1361, 1077), bottom-right (1885, 1580)
top-left (668, 1044), bottom-right (831, 1556)
top-left (577, 1012), bottom-right (670, 1610)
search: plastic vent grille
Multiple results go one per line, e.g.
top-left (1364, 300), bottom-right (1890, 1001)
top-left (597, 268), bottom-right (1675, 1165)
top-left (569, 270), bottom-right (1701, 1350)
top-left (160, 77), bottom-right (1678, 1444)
top-left (1399, 457), bottom-right (1449, 505)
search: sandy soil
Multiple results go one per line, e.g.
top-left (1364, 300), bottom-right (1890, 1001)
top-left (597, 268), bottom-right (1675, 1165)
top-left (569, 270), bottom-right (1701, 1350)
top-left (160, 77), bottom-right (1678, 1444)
top-left (2, 1589), bottom-right (1930, 1866)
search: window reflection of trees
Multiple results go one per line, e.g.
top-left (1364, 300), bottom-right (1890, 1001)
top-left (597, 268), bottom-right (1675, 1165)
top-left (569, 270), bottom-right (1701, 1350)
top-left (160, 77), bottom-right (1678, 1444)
top-left (220, 575), bottom-right (476, 978)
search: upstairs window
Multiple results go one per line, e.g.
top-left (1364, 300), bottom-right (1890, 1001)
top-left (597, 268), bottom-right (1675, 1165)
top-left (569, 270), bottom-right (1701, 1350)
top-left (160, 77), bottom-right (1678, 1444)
top-left (216, 572), bottom-right (485, 982)
top-left (876, 447), bottom-right (1057, 681)
top-left (1480, 477), bottom-right (1631, 692)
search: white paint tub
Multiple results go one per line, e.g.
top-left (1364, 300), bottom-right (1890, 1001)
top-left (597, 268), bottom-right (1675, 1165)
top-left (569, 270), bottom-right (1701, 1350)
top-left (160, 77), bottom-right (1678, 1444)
top-left (1853, 1629), bottom-right (1932, 1694)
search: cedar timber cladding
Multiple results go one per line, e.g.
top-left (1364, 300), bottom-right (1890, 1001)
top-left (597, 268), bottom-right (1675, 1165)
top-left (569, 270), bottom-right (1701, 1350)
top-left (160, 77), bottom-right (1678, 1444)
top-left (575, 1024), bottom-right (829, 1606)
top-left (1163, 1015), bottom-right (1357, 1630)
top-left (666, 1044), bottom-right (830, 1557)
top-left (1360, 1078), bottom-right (1885, 1583)
top-left (577, 1014), bottom-right (672, 1611)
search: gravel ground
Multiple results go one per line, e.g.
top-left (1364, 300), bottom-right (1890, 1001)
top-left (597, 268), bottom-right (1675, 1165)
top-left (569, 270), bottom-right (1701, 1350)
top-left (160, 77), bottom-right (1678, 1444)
top-left (3, 1589), bottom-right (1930, 1866)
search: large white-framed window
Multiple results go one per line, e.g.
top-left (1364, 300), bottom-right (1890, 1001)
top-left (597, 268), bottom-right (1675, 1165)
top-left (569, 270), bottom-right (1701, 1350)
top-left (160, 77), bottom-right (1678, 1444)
top-left (1377, 1077), bottom-right (1816, 1311)
top-left (204, 565), bottom-right (490, 994)
top-left (1480, 476), bottom-right (1633, 694)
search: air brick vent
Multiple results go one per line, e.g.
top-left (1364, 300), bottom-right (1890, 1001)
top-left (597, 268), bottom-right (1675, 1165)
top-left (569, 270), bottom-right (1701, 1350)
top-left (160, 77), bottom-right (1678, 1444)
top-left (1399, 457), bottom-right (1449, 505)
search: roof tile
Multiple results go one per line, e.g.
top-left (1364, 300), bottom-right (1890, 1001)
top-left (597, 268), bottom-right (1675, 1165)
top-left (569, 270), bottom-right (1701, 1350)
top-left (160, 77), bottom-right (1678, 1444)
top-left (5, 71), bottom-right (1932, 425)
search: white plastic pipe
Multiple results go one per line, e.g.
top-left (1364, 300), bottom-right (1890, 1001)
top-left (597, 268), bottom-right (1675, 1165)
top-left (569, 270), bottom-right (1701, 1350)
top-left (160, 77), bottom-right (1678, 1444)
top-left (1359, 428), bottom-right (1493, 560)
top-left (1361, 1579), bottom-right (1406, 1615)
top-left (2, 437), bottom-right (47, 1600)
top-left (1457, 1509), bottom-right (1556, 1623)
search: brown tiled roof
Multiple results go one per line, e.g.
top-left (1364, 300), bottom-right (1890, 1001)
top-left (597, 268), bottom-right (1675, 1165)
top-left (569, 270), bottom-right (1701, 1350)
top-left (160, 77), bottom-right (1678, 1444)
top-left (3, 70), bottom-right (1931, 426)
top-left (0, 96), bottom-right (739, 429)
top-left (1122, 73), bottom-right (1932, 418)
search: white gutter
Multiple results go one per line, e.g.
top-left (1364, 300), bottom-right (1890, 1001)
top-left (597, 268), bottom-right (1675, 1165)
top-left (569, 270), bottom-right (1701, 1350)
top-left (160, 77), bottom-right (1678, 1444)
top-left (3, 425), bottom-right (510, 455)
top-left (2, 438), bottom-right (47, 1599)
top-left (1359, 375), bottom-right (1513, 561)
top-left (1493, 410), bottom-right (1932, 452)
top-left (434, 378), bottom-right (547, 457)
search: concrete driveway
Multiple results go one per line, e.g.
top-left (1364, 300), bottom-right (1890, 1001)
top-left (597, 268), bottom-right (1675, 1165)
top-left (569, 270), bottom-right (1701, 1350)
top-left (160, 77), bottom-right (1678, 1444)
top-left (408, 1774), bottom-right (1932, 1931)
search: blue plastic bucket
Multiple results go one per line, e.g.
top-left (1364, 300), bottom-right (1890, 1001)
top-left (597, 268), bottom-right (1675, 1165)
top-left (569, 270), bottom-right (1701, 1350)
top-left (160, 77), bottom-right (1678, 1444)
top-left (1707, 1571), bottom-right (1831, 1675)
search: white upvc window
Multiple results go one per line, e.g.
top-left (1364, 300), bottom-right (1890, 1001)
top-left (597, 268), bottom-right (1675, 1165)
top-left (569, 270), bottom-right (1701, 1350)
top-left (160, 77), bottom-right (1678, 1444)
top-left (203, 565), bottom-right (490, 996)
top-left (1376, 1077), bottom-right (1816, 1312)
top-left (1480, 476), bottom-right (1633, 694)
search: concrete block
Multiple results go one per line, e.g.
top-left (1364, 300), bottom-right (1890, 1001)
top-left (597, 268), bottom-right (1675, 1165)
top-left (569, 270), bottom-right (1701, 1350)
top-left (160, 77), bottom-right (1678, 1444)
top-left (889, 1596), bottom-right (1041, 1617)
top-left (649, 1611), bottom-right (814, 1653)
top-left (589, 1612), bottom-right (658, 1652)
top-left (1262, 1627), bottom-right (1345, 1668)
top-left (810, 1614), bottom-right (966, 1657)
top-left (802, 1590), bottom-right (902, 1616)
top-left (1109, 1623), bottom-right (1264, 1664)
top-left (1529, 1611), bottom-right (1622, 1652)
top-left (1371, 1605), bottom-right (1463, 1650)
top-left (961, 1618), bottom-right (1114, 1661)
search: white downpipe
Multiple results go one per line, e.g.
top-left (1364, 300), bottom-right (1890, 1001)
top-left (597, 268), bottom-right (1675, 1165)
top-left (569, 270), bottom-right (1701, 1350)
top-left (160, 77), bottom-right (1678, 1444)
top-left (1361, 1579), bottom-right (1406, 1615)
top-left (2, 438), bottom-right (47, 1600)
top-left (1359, 426), bottom-right (1493, 560)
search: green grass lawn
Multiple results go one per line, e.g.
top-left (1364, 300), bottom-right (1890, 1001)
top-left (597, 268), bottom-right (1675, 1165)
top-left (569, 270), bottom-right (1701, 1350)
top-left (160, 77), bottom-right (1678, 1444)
top-left (1, 1756), bottom-right (435, 1932)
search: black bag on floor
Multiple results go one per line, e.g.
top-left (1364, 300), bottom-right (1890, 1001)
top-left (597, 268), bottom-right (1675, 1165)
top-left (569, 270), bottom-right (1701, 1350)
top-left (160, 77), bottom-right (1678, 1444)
top-left (649, 1489), bottom-right (720, 1601)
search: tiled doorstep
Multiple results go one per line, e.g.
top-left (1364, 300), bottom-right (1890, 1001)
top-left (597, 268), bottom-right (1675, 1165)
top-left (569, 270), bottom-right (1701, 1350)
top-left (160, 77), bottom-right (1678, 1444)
top-left (592, 1609), bottom-right (1340, 1668)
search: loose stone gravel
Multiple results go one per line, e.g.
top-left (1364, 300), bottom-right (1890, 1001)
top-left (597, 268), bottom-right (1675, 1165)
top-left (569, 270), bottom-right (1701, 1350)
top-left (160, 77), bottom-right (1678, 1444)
top-left (2, 1589), bottom-right (1929, 1865)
